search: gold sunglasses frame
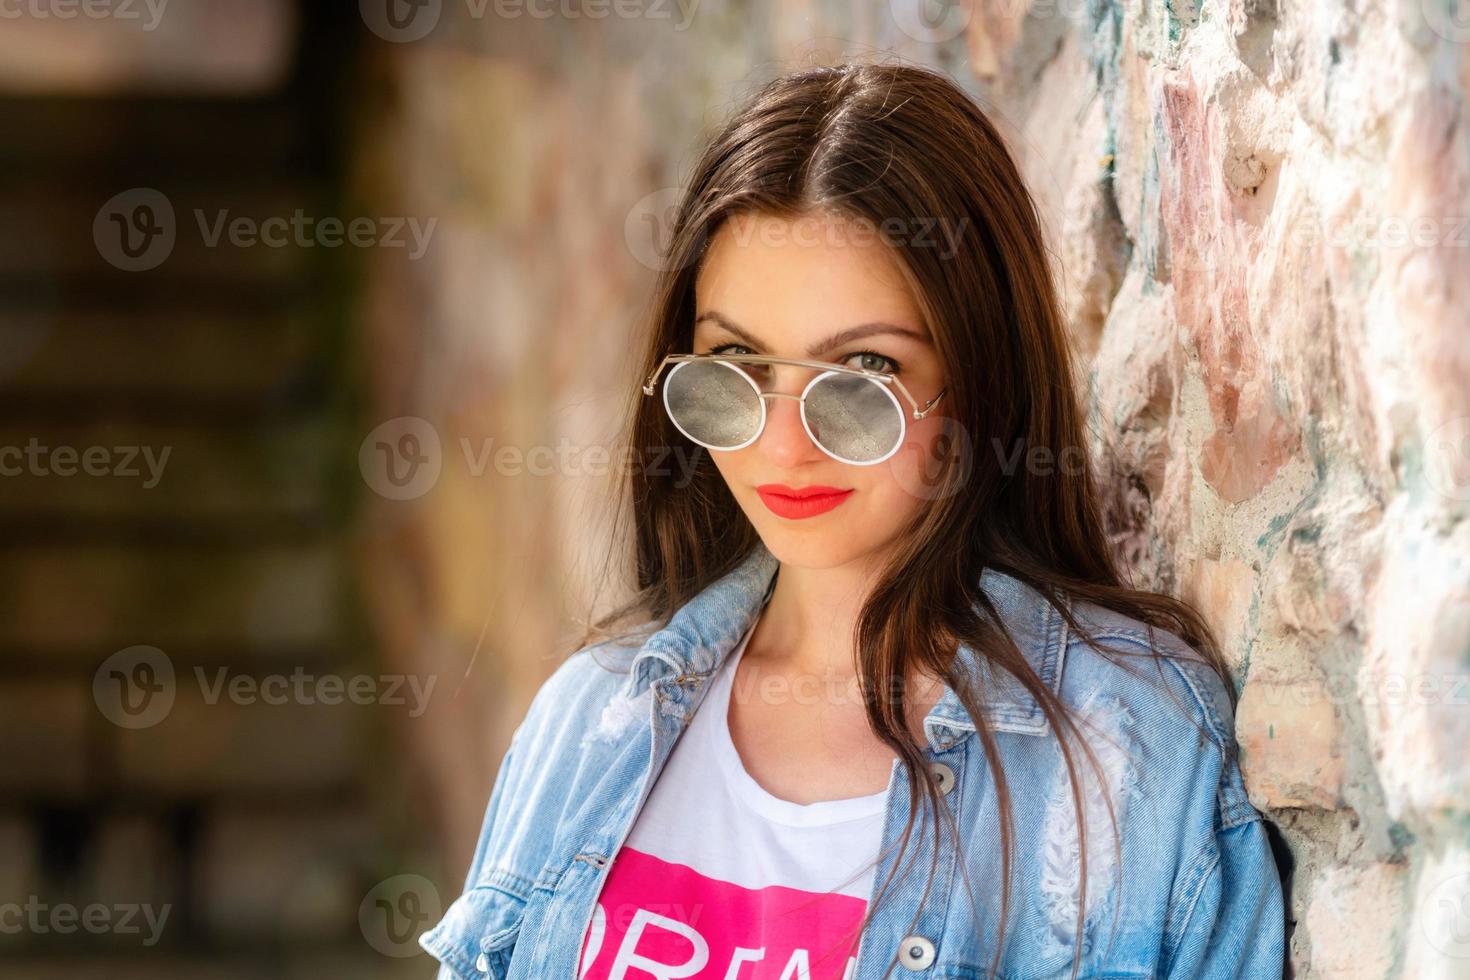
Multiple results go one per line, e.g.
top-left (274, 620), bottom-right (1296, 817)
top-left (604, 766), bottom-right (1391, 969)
top-left (641, 352), bottom-right (948, 464)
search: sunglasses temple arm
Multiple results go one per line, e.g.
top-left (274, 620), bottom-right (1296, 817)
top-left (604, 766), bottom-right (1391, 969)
top-left (901, 385), bottom-right (947, 419)
top-left (917, 388), bottom-right (946, 417)
top-left (641, 355), bottom-right (675, 396)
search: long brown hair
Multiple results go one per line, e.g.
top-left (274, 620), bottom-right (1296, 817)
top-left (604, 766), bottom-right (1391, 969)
top-left (577, 61), bottom-right (1232, 980)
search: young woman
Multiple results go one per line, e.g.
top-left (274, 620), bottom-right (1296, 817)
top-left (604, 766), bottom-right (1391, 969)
top-left (421, 63), bottom-right (1285, 980)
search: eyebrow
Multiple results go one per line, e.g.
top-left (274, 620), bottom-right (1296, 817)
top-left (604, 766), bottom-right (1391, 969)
top-left (693, 311), bottom-right (932, 357)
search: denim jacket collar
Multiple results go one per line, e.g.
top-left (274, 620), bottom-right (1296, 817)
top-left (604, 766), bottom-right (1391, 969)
top-left (621, 541), bottom-right (1065, 752)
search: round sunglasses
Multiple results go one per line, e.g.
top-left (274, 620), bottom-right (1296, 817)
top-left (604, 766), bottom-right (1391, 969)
top-left (642, 352), bottom-right (947, 465)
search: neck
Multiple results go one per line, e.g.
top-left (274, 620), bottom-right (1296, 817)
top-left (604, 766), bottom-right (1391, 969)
top-left (746, 552), bottom-right (885, 681)
top-left (743, 550), bottom-right (949, 741)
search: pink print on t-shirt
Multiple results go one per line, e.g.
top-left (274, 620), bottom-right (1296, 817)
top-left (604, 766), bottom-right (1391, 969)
top-left (579, 847), bottom-right (866, 980)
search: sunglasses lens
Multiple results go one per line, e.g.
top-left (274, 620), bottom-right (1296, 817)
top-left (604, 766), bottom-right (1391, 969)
top-left (664, 359), bottom-right (762, 449)
top-left (804, 373), bottom-right (904, 463)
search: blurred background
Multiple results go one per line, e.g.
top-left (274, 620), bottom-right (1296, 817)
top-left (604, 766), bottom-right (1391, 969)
top-left (0, 0), bottom-right (1468, 977)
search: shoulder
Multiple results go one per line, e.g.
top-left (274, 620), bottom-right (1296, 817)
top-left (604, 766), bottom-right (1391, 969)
top-left (1059, 599), bottom-right (1237, 745)
top-left (510, 632), bottom-right (648, 751)
top-left (421, 636), bottom-right (654, 978)
top-left (451, 634), bottom-right (653, 886)
top-left (1050, 596), bottom-right (1259, 829)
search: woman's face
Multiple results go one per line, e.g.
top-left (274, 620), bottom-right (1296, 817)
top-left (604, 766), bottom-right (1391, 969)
top-left (691, 210), bottom-right (950, 571)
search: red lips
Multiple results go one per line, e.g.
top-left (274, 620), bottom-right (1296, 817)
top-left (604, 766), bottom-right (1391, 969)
top-left (755, 484), bottom-right (854, 519)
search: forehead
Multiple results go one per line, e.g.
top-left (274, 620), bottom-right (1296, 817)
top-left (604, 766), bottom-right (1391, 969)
top-left (694, 211), bottom-right (927, 340)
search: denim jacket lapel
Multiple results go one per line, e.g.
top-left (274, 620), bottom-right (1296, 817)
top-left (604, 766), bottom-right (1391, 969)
top-left (623, 541), bottom-right (1066, 750)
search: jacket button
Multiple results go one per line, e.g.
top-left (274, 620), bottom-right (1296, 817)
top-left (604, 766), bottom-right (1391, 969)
top-left (898, 935), bottom-right (935, 970)
top-left (929, 761), bottom-right (956, 795)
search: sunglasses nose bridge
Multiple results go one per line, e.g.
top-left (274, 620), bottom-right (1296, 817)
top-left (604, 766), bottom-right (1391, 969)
top-left (755, 389), bottom-right (805, 433)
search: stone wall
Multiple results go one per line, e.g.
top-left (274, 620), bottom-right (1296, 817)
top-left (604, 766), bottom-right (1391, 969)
top-left (353, 2), bottom-right (1470, 975)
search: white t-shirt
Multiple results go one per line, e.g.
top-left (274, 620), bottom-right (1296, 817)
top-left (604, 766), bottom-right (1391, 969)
top-left (578, 614), bottom-right (891, 980)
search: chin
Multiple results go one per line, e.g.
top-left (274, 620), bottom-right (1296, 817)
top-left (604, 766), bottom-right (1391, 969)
top-left (759, 536), bottom-right (852, 570)
top-left (746, 517), bottom-right (892, 571)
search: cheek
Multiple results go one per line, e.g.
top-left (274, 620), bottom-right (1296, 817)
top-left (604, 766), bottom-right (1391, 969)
top-left (874, 413), bottom-right (955, 507)
top-left (708, 447), bottom-right (751, 487)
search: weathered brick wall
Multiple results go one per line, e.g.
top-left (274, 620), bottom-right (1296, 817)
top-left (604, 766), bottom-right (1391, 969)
top-left (354, 3), bottom-right (1470, 976)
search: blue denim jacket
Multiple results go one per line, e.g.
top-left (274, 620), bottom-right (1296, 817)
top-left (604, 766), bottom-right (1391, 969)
top-left (421, 541), bottom-right (1285, 979)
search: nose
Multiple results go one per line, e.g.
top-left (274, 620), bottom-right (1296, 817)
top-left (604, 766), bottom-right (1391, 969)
top-left (756, 391), bottom-right (822, 467)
